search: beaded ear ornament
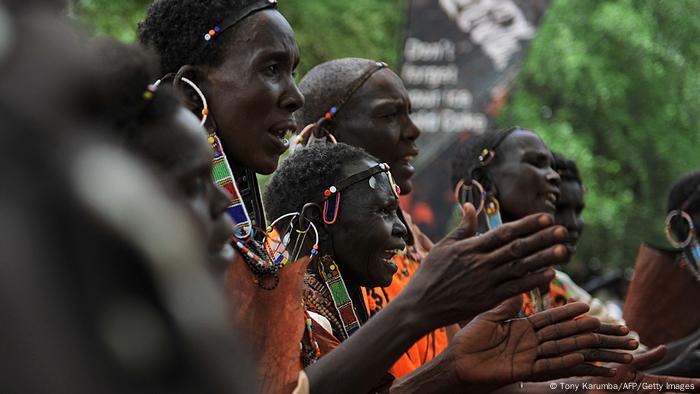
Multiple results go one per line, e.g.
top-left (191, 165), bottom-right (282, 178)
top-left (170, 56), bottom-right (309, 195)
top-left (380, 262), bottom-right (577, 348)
top-left (233, 211), bottom-right (319, 289)
top-left (322, 163), bottom-right (399, 225)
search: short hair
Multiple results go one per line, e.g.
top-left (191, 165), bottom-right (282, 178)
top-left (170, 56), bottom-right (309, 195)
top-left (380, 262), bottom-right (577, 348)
top-left (666, 170), bottom-right (700, 241)
top-left (90, 38), bottom-right (181, 151)
top-left (264, 143), bottom-right (377, 223)
top-left (138, 0), bottom-right (256, 75)
top-left (552, 151), bottom-right (582, 185)
top-left (450, 127), bottom-right (520, 191)
top-left (297, 58), bottom-right (381, 129)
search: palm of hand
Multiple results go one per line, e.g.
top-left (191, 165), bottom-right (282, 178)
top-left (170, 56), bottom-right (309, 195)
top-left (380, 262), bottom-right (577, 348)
top-left (450, 310), bottom-right (545, 384)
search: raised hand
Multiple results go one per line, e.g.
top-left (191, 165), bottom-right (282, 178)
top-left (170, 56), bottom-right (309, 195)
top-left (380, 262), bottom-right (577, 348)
top-left (400, 203), bottom-right (570, 328)
top-left (390, 298), bottom-right (636, 394)
top-left (447, 297), bottom-right (636, 385)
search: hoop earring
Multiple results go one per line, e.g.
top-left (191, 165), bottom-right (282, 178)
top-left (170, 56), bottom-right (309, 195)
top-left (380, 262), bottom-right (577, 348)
top-left (178, 77), bottom-right (209, 127)
top-left (665, 209), bottom-right (700, 277)
top-left (454, 178), bottom-right (486, 216)
top-left (268, 211), bottom-right (320, 259)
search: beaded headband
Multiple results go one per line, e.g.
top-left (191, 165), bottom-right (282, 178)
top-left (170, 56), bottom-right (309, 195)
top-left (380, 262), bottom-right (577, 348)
top-left (322, 163), bottom-right (400, 224)
top-left (200, 0), bottom-right (278, 50)
top-left (313, 61), bottom-right (388, 139)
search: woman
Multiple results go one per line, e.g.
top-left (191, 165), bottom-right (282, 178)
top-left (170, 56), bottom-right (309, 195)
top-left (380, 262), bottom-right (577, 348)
top-left (91, 39), bottom-right (257, 392)
top-left (297, 57), bottom-right (449, 378)
top-left (139, 3), bottom-right (311, 391)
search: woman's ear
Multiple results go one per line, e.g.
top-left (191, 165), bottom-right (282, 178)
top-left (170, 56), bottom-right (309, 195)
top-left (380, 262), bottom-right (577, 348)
top-left (301, 203), bottom-right (329, 240)
top-left (173, 65), bottom-right (217, 131)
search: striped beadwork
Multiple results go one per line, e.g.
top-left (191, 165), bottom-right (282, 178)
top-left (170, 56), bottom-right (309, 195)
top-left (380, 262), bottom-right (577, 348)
top-left (209, 133), bottom-right (252, 239)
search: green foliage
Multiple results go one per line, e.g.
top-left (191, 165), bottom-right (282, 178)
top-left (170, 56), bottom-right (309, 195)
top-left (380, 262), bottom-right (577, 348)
top-left (498, 0), bottom-right (700, 271)
top-left (280, 0), bottom-right (407, 77)
top-left (72, 0), bottom-right (409, 72)
top-left (73, 0), bottom-right (150, 42)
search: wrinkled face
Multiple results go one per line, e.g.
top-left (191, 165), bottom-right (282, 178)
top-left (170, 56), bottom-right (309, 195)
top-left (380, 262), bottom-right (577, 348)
top-left (205, 10), bottom-right (303, 174)
top-left (489, 130), bottom-right (561, 221)
top-left (555, 180), bottom-right (585, 252)
top-left (333, 69), bottom-right (420, 194)
top-left (328, 159), bottom-right (407, 288)
top-left (141, 108), bottom-right (236, 275)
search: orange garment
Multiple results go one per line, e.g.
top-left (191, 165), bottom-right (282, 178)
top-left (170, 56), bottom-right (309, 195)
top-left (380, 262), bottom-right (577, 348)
top-left (362, 211), bottom-right (449, 378)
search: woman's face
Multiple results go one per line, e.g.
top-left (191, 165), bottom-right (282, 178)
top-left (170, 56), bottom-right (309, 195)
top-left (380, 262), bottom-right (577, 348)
top-left (204, 9), bottom-right (303, 174)
top-left (334, 70), bottom-right (420, 195)
top-left (142, 108), bottom-right (236, 275)
top-left (488, 130), bottom-right (561, 221)
top-left (555, 180), bottom-right (585, 252)
top-left (327, 159), bottom-right (407, 288)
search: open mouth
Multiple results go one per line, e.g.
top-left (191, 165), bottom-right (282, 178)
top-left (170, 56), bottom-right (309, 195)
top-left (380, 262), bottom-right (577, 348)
top-left (380, 248), bottom-right (403, 264)
top-left (269, 122), bottom-right (296, 150)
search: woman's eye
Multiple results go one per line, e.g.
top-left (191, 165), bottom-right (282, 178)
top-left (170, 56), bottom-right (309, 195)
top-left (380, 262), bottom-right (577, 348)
top-left (383, 112), bottom-right (398, 119)
top-left (264, 64), bottom-right (279, 76)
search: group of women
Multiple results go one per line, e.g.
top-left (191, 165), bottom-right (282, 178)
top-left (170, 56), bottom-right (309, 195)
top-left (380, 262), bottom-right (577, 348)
top-left (3, 0), bottom-right (700, 393)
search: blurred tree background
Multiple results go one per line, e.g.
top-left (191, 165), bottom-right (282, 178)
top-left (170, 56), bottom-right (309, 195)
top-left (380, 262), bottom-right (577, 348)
top-left (73, 0), bottom-right (700, 274)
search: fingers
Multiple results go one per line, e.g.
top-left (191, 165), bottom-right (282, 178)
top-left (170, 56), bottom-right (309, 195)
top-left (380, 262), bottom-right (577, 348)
top-left (494, 269), bottom-right (556, 301)
top-left (632, 346), bottom-right (667, 370)
top-left (595, 323), bottom-right (630, 336)
top-left (465, 213), bottom-right (555, 252)
top-left (442, 203), bottom-right (477, 242)
top-left (493, 244), bottom-right (569, 282)
top-left (532, 353), bottom-right (585, 376)
top-left (563, 363), bottom-right (617, 378)
top-left (578, 348), bottom-right (633, 364)
top-left (538, 332), bottom-right (639, 357)
top-left (536, 316), bottom-right (600, 341)
top-left (486, 225), bottom-right (568, 268)
top-left (529, 302), bottom-right (591, 330)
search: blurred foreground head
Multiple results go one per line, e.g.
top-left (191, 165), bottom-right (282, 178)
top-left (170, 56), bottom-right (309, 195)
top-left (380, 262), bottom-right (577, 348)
top-left (0, 5), bottom-right (254, 393)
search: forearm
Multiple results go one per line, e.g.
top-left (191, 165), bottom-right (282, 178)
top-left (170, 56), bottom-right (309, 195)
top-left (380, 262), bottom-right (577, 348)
top-left (306, 296), bottom-right (430, 394)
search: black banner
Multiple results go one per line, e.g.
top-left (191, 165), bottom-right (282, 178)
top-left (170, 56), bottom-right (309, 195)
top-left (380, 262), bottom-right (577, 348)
top-left (400, 0), bottom-right (551, 239)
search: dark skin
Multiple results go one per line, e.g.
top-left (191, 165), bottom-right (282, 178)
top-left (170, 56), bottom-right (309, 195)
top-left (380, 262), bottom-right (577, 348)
top-left (175, 10), bottom-right (303, 175)
top-left (319, 159), bottom-right (408, 290)
top-left (487, 130), bottom-right (562, 223)
top-left (478, 133), bottom-right (700, 393)
top-left (138, 108), bottom-right (235, 278)
top-left (392, 298), bottom-right (636, 394)
top-left (307, 159), bottom-right (407, 329)
top-left (555, 180), bottom-right (585, 252)
top-left (333, 68), bottom-right (420, 194)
